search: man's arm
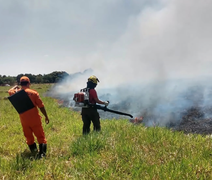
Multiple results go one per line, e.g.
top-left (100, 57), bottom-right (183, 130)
top-left (94, 97), bottom-right (108, 105)
top-left (39, 107), bottom-right (49, 124)
top-left (91, 89), bottom-right (109, 106)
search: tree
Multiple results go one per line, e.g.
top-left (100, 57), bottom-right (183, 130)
top-left (17, 74), bottom-right (24, 84)
top-left (2, 76), bottom-right (15, 85)
top-left (35, 74), bottom-right (43, 84)
top-left (1, 70), bottom-right (70, 84)
top-left (0, 77), bottom-right (3, 85)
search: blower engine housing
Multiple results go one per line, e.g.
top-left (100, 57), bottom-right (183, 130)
top-left (73, 88), bottom-right (89, 107)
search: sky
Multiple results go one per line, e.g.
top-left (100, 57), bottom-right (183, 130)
top-left (1, 0), bottom-right (212, 82)
top-left (0, 0), bottom-right (151, 76)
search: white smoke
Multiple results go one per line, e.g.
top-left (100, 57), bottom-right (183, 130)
top-left (50, 0), bottom-right (212, 125)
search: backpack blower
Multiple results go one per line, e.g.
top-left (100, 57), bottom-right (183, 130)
top-left (73, 88), bottom-right (133, 118)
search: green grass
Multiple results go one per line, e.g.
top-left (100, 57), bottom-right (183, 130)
top-left (1, 84), bottom-right (212, 179)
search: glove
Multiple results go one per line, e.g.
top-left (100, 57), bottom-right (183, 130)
top-left (104, 101), bottom-right (109, 107)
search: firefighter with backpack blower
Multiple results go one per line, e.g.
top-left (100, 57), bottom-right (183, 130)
top-left (74, 75), bottom-right (109, 135)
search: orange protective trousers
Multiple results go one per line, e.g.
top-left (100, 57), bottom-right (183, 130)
top-left (20, 106), bottom-right (47, 145)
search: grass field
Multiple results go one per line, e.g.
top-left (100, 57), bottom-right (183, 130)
top-left (1, 84), bottom-right (212, 180)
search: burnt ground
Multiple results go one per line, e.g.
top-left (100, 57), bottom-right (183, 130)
top-left (172, 86), bottom-right (212, 135)
top-left (134, 106), bottom-right (212, 135)
top-left (172, 107), bottom-right (212, 135)
top-left (129, 85), bottom-right (212, 135)
top-left (175, 117), bottom-right (212, 135)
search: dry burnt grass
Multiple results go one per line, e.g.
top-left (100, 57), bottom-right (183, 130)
top-left (128, 84), bottom-right (212, 135)
top-left (166, 85), bottom-right (212, 135)
top-left (142, 88), bottom-right (212, 135)
top-left (129, 106), bottom-right (212, 135)
top-left (172, 106), bottom-right (212, 135)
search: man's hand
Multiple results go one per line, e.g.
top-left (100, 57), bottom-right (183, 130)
top-left (45, 117), bottom-right (49, 124)
top-left (39, 107), bottom-right (49, 124)
top-left (13, 85), bottom-right (20, 89)
top-left (104, 101), bottom-right (109, 107)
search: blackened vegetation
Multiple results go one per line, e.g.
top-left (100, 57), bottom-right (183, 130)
top-left (119, 84), bottom-right (212, 135)
top-left (169, 86), bottom-right (212, 135)
top-left (131, 106), bottom-right (212, 135)
top-left (141, 85), bottom-right (212, 135)
top-left (173, 107), bottom-right (212, 135)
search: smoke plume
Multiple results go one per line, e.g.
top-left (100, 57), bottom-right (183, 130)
top-left (49, 0), bottom-right (212, 127)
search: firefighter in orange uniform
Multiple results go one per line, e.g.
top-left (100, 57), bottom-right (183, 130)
top-left (8, 76), bottom-right (49, 158)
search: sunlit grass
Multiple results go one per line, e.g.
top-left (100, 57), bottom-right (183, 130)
top-left (1, 84), bottom-right (212, 179)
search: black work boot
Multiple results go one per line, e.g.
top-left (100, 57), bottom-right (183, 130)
top-left (28, 143), bottom-right (38, 154)
top-left (38, 143), bottom-right (47, 159)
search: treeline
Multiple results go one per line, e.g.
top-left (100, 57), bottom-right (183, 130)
top-left (0, 71), bottom-right (69, 85)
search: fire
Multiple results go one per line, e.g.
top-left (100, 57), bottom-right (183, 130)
top-left (130, 116), bottom-right (143, 123)
top-left (57, 99), bottom-right (64, 105)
